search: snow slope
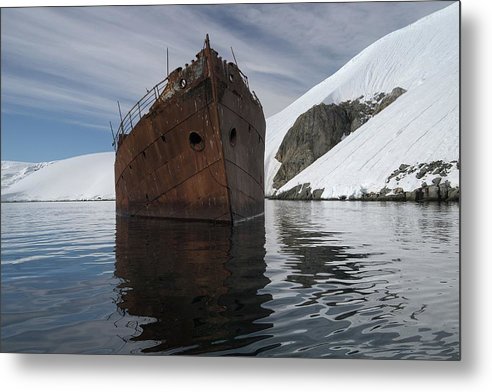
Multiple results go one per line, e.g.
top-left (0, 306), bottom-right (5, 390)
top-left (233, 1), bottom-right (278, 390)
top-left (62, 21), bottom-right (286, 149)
top-left (266, 3), bottom-right (459, 197)
top-left (1, 152), bottom-right (115, 201)
top-left (1, 161), bottom-right (53, 189)
top-left (1, 4), bottom-right (458, 202)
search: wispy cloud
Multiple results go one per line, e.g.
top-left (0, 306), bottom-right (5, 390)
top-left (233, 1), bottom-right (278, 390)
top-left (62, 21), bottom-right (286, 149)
top-left (1, 1), bottom-right (454, 128)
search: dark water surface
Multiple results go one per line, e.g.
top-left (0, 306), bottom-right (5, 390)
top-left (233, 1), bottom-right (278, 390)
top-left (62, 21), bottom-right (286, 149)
top-left (1, 200), bottom-right (459, 359)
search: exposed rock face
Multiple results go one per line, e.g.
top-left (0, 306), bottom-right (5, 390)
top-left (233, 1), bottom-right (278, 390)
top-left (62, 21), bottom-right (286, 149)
top-left (273, 105), bottom-right (350, 189)
top-left (386, 160), bottom-right (457, 182)
top-left (359, 181), bottom-right (459, 202)
top-left (272, 87), bottom-right (406, 189)
top-left (373, 87), bottom-right (407, 115)
top-left (271, 183), bottom-right (325, 201)
top-left (272, 160), bottom-right (459, 202)
top-left (273, 181), bottom-right (459, 202)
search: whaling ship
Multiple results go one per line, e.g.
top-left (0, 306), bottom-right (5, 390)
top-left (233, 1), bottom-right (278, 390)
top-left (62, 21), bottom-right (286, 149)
top-left (113, 35), bottom-right (265, 223)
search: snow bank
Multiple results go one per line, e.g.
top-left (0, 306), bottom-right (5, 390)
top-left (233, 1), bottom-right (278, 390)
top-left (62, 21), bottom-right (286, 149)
top-left (1, 161), bottom-right (53, 189)
top-left (266, 3), bottom-right (459, 197)
top-left (1, 152), bottom-right (115, 201)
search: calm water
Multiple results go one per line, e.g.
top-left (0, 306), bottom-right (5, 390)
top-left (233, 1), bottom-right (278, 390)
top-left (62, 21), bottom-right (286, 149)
top-left (1, 200), bottom-right (459, 359)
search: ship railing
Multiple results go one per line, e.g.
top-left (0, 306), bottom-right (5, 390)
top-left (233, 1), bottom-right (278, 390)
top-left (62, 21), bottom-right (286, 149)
top-left (236, 68), bottom-right (262, 108)
top-left (112, 76), bottom-right (169, 150)
top-left (238, 69), bottom-right (249, 89)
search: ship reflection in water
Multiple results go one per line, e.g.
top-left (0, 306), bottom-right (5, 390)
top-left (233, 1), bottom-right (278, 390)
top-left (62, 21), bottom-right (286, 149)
top-left (112, 201), bottom-right (459, 359)
top-left (114, 216), bottom-right (274, 355)
top-left (1, 201), bottom-right (458, 358)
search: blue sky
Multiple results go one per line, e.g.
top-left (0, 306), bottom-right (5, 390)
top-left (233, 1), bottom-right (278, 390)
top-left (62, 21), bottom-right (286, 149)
top-left (1, 1), bottom-right (454, 162)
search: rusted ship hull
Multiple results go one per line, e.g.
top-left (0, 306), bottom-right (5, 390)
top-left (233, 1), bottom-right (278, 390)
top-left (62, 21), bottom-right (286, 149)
top-left (114, 37), bottom-right (265, 223)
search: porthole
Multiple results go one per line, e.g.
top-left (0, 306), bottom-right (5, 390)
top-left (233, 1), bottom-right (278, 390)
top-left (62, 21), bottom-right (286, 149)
top-left (142, 150), bottom-right (146, 158)
top-left (189, 131), bottom-right (205, 151)
top-left (180, 79), bottom-right (187, 88)
top-left (161, 134), bottom-right (166, 142)
top-left (229, 128), bottom-right (237, 147)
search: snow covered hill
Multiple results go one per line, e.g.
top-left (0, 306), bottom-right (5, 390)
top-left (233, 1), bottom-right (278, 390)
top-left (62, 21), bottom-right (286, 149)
top-left (1, 4), bottom-right (459, 203)
top-left (1, 152), bottom-right (115, 201)
top-left (265, 3), bottom-right (459, 199)
top-left (1, 161), bottom-right (53, 189)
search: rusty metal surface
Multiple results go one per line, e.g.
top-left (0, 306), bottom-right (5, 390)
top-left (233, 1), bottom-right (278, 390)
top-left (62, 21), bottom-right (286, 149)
top-left (115, 37), bottom-right (265, 223)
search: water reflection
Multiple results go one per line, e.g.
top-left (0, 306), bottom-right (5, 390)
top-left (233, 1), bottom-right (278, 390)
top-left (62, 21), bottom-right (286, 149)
top-left (114, 216), bottom-right (273, 355)
top-left (257, 201), bottom-right (459, 359)
top-left (1, 201), bottom-right (459, 359)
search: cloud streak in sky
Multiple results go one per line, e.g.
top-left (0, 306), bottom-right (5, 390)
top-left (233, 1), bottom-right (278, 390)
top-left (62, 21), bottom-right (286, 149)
top-left (1, 1), bottom-right (453, 134)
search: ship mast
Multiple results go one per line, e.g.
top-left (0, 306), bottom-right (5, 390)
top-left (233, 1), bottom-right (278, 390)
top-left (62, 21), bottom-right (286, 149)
top-left (204, 33), bottom-right (215, 93)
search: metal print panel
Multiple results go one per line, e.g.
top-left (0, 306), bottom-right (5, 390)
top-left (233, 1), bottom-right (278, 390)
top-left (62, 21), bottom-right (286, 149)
top-left (1, 1), bottom-right (460, 359)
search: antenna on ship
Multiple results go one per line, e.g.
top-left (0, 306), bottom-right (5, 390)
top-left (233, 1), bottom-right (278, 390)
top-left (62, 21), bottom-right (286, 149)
top-left (205, 33), bottom-right (210, 50)
top-left (166, 47), bottom-right (169, 77)
top-left (230, 46), bottom-right (248, 88)
top-left (117, 100), bottom-right (123, 125)
top-left (109, 121), bottom-right (115, 149)
top-left (230, 46), bottom-right (238, 67)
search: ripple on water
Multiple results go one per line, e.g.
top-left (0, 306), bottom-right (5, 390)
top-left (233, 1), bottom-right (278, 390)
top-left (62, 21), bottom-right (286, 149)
top-left (1, 200), bottom-right (459, 359)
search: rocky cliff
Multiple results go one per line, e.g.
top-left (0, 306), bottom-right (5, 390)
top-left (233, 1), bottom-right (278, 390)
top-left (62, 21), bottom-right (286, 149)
top-left (273, 88), bottom-right (406, 189)
top-left (265, 4), bottom-right (459, 201)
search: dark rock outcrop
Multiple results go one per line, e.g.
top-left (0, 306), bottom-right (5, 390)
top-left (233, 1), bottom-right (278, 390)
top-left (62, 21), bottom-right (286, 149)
top-left (271, 160), bottom-right (459, 203)
top-left (271, 183), bottom-right (326, 200)
top-left (272, 183), bottom-right (459, 202)
top-left (272, 87), bottom-right (407, 189)
top-left (373, 87), bottom-right (407, 115)
top-left (273, 105), bottom-right (350, 189)
top-left (386, 160), bottom-right (459, 184)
